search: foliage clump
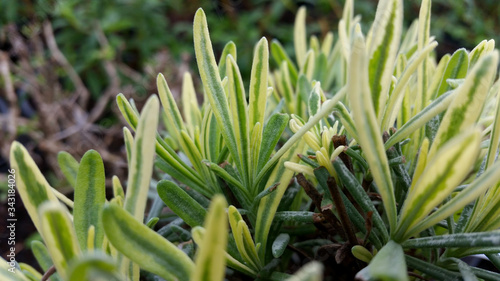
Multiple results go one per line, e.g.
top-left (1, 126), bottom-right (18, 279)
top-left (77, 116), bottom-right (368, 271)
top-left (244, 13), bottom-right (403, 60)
top-left (5, 0), bottom-right (500, 280)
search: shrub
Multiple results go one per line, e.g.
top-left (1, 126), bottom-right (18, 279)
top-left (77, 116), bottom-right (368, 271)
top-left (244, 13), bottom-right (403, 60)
top-left (4, 0), bottom-right (500, 280)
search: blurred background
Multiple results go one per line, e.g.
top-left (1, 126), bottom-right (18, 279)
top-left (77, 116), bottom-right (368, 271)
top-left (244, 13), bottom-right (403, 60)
top-left (1, 0), bottom-right (499, 273)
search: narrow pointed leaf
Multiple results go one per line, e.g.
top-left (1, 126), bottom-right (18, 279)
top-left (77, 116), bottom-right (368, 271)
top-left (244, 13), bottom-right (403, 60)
top-left (227, 54), bottom-right (250, 185)
top-left (248, 37), bottom-right (269, 129)
top-left (405, 255), bottom-right (460, 281)
top-left (256, 113), bottom-right (289, 175)
top-left (0, 258), bottom-right (30, 281)
top-left (10, 141), bottom-right (59, 234)
top-left (348, 28), bottom-right (397, 232)
top-left (402, 232), bottom-right (500, 249)
top-left (157, 73), bottom-right (186, 140)
top-left (192, 227), bottom-right (257, 277)
top-left (39, 202), bottom-right (81, 280)
top-left (435, 49), bottom-right (468, 98)
top-left (428, 51), bottom-right (498, 159)
top-left (294, 6), bottom-right (307, 68)
top-left (191, 196), bottom-right (228, 281)
top-left (32, 241), bottom-right (62, 281)
top-left (157, 180), bottom-right (207, 227)
top-left (469, 39), bottom-right (495, 69)
top-left (218, 41), bottom-right (237, 78)
top-left (74, 150), bottom-right (106, 250)
top-left (255, 140), bottom-right (305, 261)
top-left (102, 203), bottom-right (194, 281)
top-left (181, 72), bottom-right (202, 136)
top-left (123, 96), bottom-right (159, 221)
top-left (57, 151), bottom-right (79, 188)
top-left (384, 90), bottom-right (455, 150)
top-left (396, 129), bottom-right (481, 241)
top-left (67, 252), bottom-right (123, 281)
top-left (366, 0), bottom-right (403, 121)
top-left (411, 158), bottom-right (500, 235)
top-left (270, 39), bottom-right (298, 84)
top-left (194, 9), bottom-right (242, 181)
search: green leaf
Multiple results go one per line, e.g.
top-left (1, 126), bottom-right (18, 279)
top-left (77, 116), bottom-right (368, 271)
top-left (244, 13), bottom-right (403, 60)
top-left (256, 113), bottom-right (289, 177)
top-left (31, 240), bottom-right (62, 281)
top-left (218, 41), bottom-right (237, 78)
top-left (39, 202), bottom-right (81, 280)
top-left (450, 258), bottom-right (479, 281)
top-left (10, 141), bottom-right (59, 234)
top-left (427, 51), bottom-right (498, 160)
top-left (182, 72), bottom-right (202, 137)
top-left (416, 0), bottom-right (431, 112)
top-left (409, 158), bottom-right (500, 236)
top-left (486, 84), bottom-right (500, 170)
top-left (57, 151), bottom-right (79, 188)
top-left (272, 234), bottom-right (290, 258)
top-left (434, 49), bottom-right (469, 98)
top-left (117, 94), bottom-right (204, 191)
top-left (248, 37), bottom-right (269, 130)
top-left (405, 255), bottom-right (460, 281)
top-left (227, 54), bottom-right (250, 185)
top-left (384, 89), bottom-right (454, 150)
top-left (381, 41), bottom-right (438, 131)
top-left (279, 61), bottom-right (296, 113)
top-left (333, 102), bottom-right (358, 140)
top-left (112, 175), bottom-right (124, 200)
top-left (308, 82), bottom-right (321, 119)
top-left (157, 73), bottom-right (186, 141)
top-left (402, 231), bottom-right (500, 249)
top-left (19, 263), bottom-right (42, 280)
top-left (0, 258), bottom-right (30, 281)
top-left (74, 150), bottom-right (106, 250)
top-left (294, 6), bottom-right (307, 68)
top-left (102, 203), bottom-right (194, 281)
top-left (194, 9), bottom-right (243, 185)
top-left (348, 27), bottom-right (397, 233)
top-left (67, 252), bottom-right (123, 281)
top-left (191, 196), bottom-right (228, 281)
top-left (123, 95), bottom-right (159, 221)
top-left (191, 228), bottom-right (257, 277)
top-left (469, 39), bottom-right (495, 69)
top-left (284, 261), bottom-right (323, 281)
top-left (203, 160), bottom-right (247, 198)
top-left (270, 40), bottom-right (298, 85)
top-left (333, 160), bottom-right (389, 243)
top-left (356, 241), bottom-right (409, 281)
top-left (157, 180), bottom-right (207, 227)
top-left (395, 128), bottom-right (481, 241)
top-left (228, 206), bottom-right (261, 270)
top-left (122, 127), bottom-right (133, 164)
top-left (352, 245), bottom-right (374, 263)
top-left (273, 211), bottom-right (315, 224)
top-left (255, 139), bottom-right (305, 261)
top-left (366, 0), bottom-right (403, 121)
top-left (255, 87), bottom-right (346, 187)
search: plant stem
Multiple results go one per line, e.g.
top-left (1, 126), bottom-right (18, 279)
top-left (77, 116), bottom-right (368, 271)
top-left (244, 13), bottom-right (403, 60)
top-left (327, 177), bottom-right (359, 247)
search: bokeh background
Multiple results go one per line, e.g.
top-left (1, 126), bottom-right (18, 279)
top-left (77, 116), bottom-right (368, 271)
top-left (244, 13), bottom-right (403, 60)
top-left (1, 0), bottom-right (499, 273)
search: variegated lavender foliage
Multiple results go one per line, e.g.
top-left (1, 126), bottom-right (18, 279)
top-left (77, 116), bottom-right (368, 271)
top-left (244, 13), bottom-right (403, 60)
top-left (5, 0), bottom-right (500, 280)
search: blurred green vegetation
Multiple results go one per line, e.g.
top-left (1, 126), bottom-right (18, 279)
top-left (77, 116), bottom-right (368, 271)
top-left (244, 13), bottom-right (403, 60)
top-left (2, 0), bottom-right (498, 98)
top-left (1, 0), bottom-right (499, 171)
